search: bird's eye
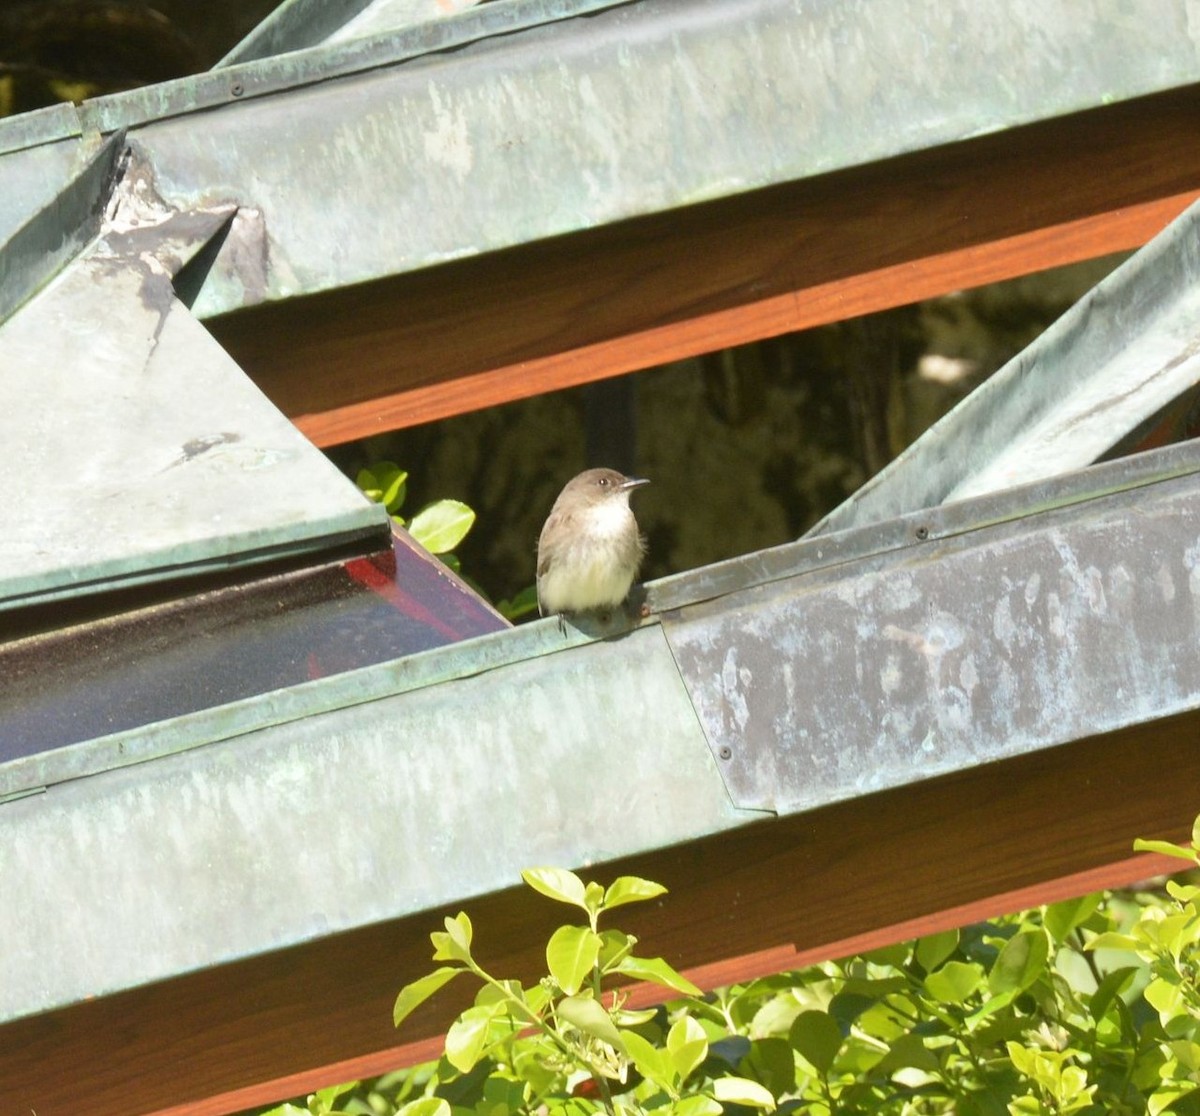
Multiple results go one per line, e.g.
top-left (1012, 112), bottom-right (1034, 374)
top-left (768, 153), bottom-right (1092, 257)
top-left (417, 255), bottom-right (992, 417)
top-left (597, 477), bottom-right (609, 486)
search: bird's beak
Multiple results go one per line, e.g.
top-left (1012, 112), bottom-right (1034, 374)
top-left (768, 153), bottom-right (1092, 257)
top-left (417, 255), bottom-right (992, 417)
top-left (621, 477), bottom-right (650, 491)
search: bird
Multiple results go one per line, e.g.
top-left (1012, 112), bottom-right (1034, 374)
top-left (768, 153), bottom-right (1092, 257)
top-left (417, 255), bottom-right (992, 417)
top-left (536, 467), bottom-right (650, 621)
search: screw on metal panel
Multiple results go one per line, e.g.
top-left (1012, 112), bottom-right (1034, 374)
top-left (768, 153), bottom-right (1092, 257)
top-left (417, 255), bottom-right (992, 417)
top-left (914, 525), bottom-right (930, 541)
top-left (718, 746), bottom-right (732, 760)
top-left (230, 82), bottom-right (245, 98)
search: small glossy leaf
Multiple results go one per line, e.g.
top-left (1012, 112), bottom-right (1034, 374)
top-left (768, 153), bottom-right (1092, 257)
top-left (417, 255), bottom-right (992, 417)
top-left (924, 960), bottom-right (984, 1005)
top-left (445, 1006), bottom-right (497, 1073)
top-left (740, 1036), bottom-right (795, 1097)
top-left (1145, 976), bottom-right (1186, 1018)
top-left (313, 1081), bottom-right (358, 1111)
top-left (673, 1096), bottom-right (723, 1116)
top-left (1089, 965), bottom-right (1138, 1021)
top-left (989, 930), bottom-right (1050, 996)
top-left (432, 912), bottom-right (473, 963)
top-left (667, 1015), bottom-right (709, 1083)
top-left (1166, 879), bottom-right (1200, 903)
top-left (408, 500), bottom-right (475, 554)
top-left (597, 929), bottom-right (634, 971)
top-left (712, 1075), bottom-right (776, 1108)
top-left (557, 994), bottom-right (626, 1052)
top-left (916, 929), bottom-right (959, 972)
top-left (522, 867), bottom-right (588, 909)
top-left (584, 880), bottom-right (606, 915)
top-left (1086, 931), bottom-right (1143, 953)
top-left (620, 1028), bottom-right (672, 1089)
top-left (394, 967), bottom-right (464, 1027)
top-left (395, 1099), bottom-right (450, 1116)
top-left (1043, 894), bottom-right (1102, 943)
top-left (371, 464), bottom-right (408, 512)
top-left (614, 955), bottom-right (700, 995)
top-left (1133, 837), bottom-right (1197, 862)
top-left (875, 1032), bottom-right (939, 1074)
top-left (603, 876), bottom-right (668, 910)
top-left (546, 924), bottom-right (601, 995)
top-left (611, 1006), bottom-right (659, 1026)
top-left (789, 1010), bottom-right (843, 1075)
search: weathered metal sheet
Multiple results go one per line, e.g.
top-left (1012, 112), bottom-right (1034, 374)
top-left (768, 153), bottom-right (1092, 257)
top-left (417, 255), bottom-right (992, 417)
top-left (0, 529), bottom-right (507, 762)
top-left (812, 196), bottom-right (1200, 534)
top-left (1, 0), bottom-right (1197, 319)
top-left (661, 438), bottom-right (1200, 812)
top-left (0, 622), bottom-right (748, 1024)
top-left (0, 145), bottom-right (387, 610)
top-left (219, 0), bottom-right (486, 65)
top-left (0, 130), bottom-right (123, 326)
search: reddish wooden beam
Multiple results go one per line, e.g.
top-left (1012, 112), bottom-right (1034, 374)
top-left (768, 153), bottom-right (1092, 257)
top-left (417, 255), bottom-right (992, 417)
top-left (3, 710), bottom-right (1196, 1116)
top-left (205, 86), bottom-right (1200, 446)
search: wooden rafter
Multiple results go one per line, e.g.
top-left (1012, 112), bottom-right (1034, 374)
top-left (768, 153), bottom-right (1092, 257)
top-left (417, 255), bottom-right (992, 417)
top-left (206, 87), bottom-right (1200, 446)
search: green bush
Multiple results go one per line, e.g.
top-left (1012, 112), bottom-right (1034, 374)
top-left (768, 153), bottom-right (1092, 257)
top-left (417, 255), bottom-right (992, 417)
top-left (260, 818), bottom-right (1200, 1116)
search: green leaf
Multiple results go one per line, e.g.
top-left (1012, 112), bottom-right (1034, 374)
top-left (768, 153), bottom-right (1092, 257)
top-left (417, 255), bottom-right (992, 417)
top-left (522, 867), bottom-right (588, 909)
top-left (408, 499), bottom-right (475, 554)
top-left (584, 880), bottom-right (606, 915)
top-left (1043, 894), bottom-right (1102, 943)
top-left (497, 584), bottom-right (540, 621)
top-left (1145, 976), bottom-right (1187, 1018)
top-left (313, 1081), bottom-right (358, 1113)
top-left (740, 1036), bottom-right (795, 1097)
top-left (395, 1100), bottom-right (450, 1116)
top-left (1086, 931), bottom-right (1143, 953)
top-left (788, 1010), bottom-right (843, 1075)
top-left (924, 960), bottom-right (984, 1005)
top-left (603, 876), bottom-right (668, 910)
top-left (557, 994), bottom-right (627, 1053)
top-left (431, 912), bottom-right (473, 963)
top-left (614, 954), bottom-right (701, 995)
top-left (672, 1096), bottom-right (723, 1116)
top-left (712, 1076), bottom-right (776, 1108)
top-left (666, 1015), bottom-right (709, 1084)
top-left (875, 1032), bottom-right (939, 1074)
top-left (546, 924), bottom-right (601, 995)
top-left (597, 929), bottom-right (634, 971)
top-left (988, 930), bottom-right (1049, 996)
top-left (620, 1028), bottom-right (672, 1090)
top-left (915, 929), bottom-right (959, 972)
top-left (1133, 837), bottom-right (1198, 862)
top-left (394, 967), bottom-right (464, 1027)
top-left (445, 1004), bottom-right (499, 1073)
top-left (1089, 965), bottom-right (1138, 1021)
top-left (356, 463), bottom-right (408, 512)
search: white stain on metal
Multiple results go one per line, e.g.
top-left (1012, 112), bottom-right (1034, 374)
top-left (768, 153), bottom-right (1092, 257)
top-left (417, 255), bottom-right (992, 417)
top-left (721, 646), bottom-right (752, 732)
top-left (422, 83), bottom-right (473, 177)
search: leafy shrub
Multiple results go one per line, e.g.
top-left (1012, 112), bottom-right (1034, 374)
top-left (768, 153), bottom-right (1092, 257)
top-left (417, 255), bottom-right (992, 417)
top-left (260, 818), bottom-right (1200, 1116)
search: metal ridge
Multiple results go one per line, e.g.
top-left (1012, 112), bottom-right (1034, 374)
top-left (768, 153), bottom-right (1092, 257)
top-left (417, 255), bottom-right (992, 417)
top-left (0, 0), bottom-right (637, 155)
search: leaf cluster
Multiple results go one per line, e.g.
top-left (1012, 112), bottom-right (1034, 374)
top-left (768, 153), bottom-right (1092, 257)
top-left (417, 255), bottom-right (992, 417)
top-left (356, 461), bottom-right (475, 564)
top-left (260, 820), bottom-right (1200, 1116)
top-left (355, 461), bottom-right (538, 618)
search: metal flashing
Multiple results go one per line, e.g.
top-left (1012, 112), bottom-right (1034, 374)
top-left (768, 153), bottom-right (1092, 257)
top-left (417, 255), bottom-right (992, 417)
top-left (1, 1), bottom-right (1198, 320)
top-left (0, 145), bottom-right (388, 611)
top-left (662, 446), bottom-right (1200, 811)
top-left (811, 195), bottom-right (1200, 534)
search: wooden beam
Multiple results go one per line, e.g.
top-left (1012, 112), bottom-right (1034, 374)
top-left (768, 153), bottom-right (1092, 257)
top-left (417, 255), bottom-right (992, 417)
top-left (3, 710), bottom-right (1196, 1116)
top-left (204, 86), bottom-right (1200, 446)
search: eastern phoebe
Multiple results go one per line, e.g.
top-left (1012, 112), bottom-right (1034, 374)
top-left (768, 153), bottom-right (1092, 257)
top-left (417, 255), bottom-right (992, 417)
top-left (537, 467), bottom-right (650, 619)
